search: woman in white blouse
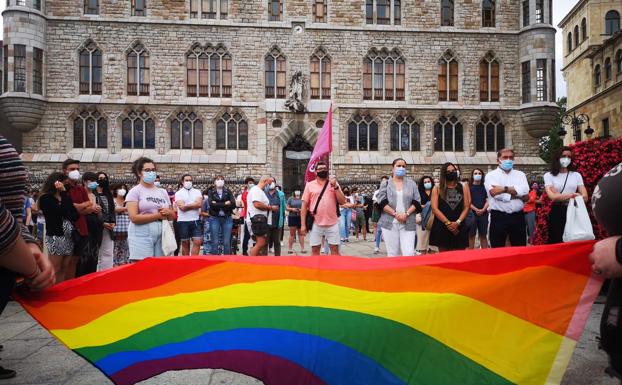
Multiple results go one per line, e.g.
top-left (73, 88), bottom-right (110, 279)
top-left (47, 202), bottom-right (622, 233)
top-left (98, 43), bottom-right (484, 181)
top-left (543, 146), bottom-right (589, 244)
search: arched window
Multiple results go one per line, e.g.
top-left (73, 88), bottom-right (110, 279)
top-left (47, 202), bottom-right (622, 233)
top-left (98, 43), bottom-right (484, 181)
top-left (171, 111), bottom-right (203, 149)
top-left (433, 116), bottom-right (463, 152)
top-left (79, 41), bottom-right (102, 95)
top-left (74, 110), bottom-right (107, 149)
top-left (574, 25), bottom-right (580, 48)
top-left (441, 0), bottom-right (454, 26)
top-left (127, 42), bottom-right (149, 96)
top-left (616, 49), bottom-right (622, 73)
top-left (482, 0), bottom-right (495, 27)
top-left (567, 32), bottom-right (573, 52)
top-left (480, 52), bottom-right (500, 102)
top-left (310, 48), bottom-right (331, 99)
top-left (605, 58), bottom-right (612, 80)
top-left (605, 10), bottom-right (620, 35)
top-left (438, 50), bottom-right (458, 101)
top-left (581, 18), bottom-right (587, 40)
top-left (363, 48), bottom-right (405, 101)
top-left (122, 111), bottom-right (155, 149)
top-left (476, 116), bottom-right (505, 152)
top-left (265, 46), bottom-right (286, 98)
top-left (216, 112), bottom-right (248, 150)
top-left (522, 0), bottom-right (529, 27)
top-left (390, 115), bottom-right (420, 151)
top-left (594, 64), bottom-right (601, 86)
top-left (348, 115), bottom-right (378, 151)
top-left (187, 44), bottom-right (232, 97)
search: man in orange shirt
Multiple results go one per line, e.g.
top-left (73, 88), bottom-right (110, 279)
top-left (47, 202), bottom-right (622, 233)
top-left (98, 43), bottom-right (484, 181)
top-left (300, 161), bottom-right (346, 255)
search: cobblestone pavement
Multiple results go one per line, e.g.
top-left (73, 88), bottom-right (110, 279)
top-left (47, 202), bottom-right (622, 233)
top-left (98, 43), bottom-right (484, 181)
top-left (0, 237), bottom-right (618, 385)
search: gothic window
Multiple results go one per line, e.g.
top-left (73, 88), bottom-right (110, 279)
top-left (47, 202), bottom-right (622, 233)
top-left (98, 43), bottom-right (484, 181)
top-left (480, 52), bottom-right (499, 102)
top-left (390, 116), bottom-right (420, 151)
top-left (127, 42), bottom-right (149, 96)
top-left (171, 111), bottom-right (203, 149)
top-left (574, 25), bottom-right (579, 48)
top-left (348, 115), bottom-right (378, 151)
top-left (581, 18), bottom-right (587, 40)
top-left (33, 47), bottom-right (43, 95)
top-left (131, 0), bottom-right (146, 16)
top-left (74, 110), bottom-right (107, 149)
top-left (84, 0), bottom-right (98, 14)
top-left (310, 48), bottom-right (331, 99)
top-left (313, 0), bottom-right (327, 22)
top-left (13, 44), bottom-right (25, 92)
top-left (190, 0), bottom-right (228, 19)
top-left (521, 61), bottom-right (530, 103)
top-left (433, 116), bottom-right (463, 152)
top-left (365, 0), bottom-right (400, 25)
top-left (265, 46), bottom-right (286, 98)
top-left (269, 0), bottom-right (283, 21)
top-left (535, 0), bottom-right (543, 23)
top-left (482, 0), bottom-right (495, 27)
top-left (605, 57), bottom-right (612, 80)
top-left (441, 0), bottom-right (453, 26)
top-left (567, 32), bottom-right (572, 52)
top-left (438, 50), bottom-right (458, 101)
top-left (122, 111), bottom-right (155, 149)
top-left (605, 10), bottom-right (620, 35)
top-left (216, 112), bottom-right (248, 150)
top-left (187, 44), bottom-right (232, 97)
top-left (79, 41), bottom-right (102, 95)
top-left (594, 64), bottom-right (601, 87)
top-left (616, 49), bottom-right (622, 73)
top-left (363, 48), bottom-right (405, 101)
top-left (476, 116), bottom-right (505, 152)
top-left (536, 59), bottom-right (547, 101)
top-left (522, 0), bottom-right (529, 27)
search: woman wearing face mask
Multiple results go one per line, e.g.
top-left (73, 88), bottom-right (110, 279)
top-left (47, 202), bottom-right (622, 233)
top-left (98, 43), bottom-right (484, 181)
top-left (376, 158), bottom-right (422, 257)
top-left (544, 147), bottom-right (589, 244)
top-left (39, 172), bottom-right (79, 282)
top-left (95, 172), bottom-right (115, 271)
top-left (339, 187), bottom-right (356, 243)
top-left (415, 176), bottom-right (434, 254)
top-left (112, 183), bottom-right (130, 266)
top-left (430, 162), bottom-right (471, 252)
top-left (286, 190), bottom-right (305, 254)
top-left (126, 157), bottom-right (175, 260)
top-left (76, 172), bottom-right (104, 276)
top-left (467, 169), bottom-right (489, 249)
top-left (523, 181), bottom-right (539, 245)
top-left (207, 176), bottom-right (235, 255)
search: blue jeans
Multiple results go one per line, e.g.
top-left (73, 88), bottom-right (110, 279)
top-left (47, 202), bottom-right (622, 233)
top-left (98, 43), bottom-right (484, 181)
top-left (210, 216), bottom-right (233, 255)
top-left (340, 208), bottom-right (352, 240)
top-left (375, 225), bottom-right (383, 248)
top-left (128, 221), bottom-right (163, 260)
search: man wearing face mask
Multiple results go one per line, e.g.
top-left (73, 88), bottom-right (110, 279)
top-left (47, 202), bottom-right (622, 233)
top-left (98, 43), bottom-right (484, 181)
top-left (484, 148), bottom-right (530, 248)
top-left (207, 176), bottom-right (235, 255)
top-left (264, 179), bottom-right (284, 256)
top-left (240, 177), bottom-right (256, 255)
top-left (174, 174), bottom-right (203, 255)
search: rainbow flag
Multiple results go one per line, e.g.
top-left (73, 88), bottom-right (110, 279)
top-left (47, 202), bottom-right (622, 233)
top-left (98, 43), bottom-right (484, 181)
top-left (16, 242), bottom-right (601, 385)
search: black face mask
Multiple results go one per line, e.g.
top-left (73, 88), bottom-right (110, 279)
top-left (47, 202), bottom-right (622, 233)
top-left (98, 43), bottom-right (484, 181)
top-left (317, 170), bottom-right (329, 179)
top-left (99, 179), bottom-right (109, 189)
top-left (445, 171), bottom-right (458, 181)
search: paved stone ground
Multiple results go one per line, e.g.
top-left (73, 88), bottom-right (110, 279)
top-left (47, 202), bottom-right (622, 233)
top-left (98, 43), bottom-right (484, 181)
top-left (0, 237), bottom-right (619, 385)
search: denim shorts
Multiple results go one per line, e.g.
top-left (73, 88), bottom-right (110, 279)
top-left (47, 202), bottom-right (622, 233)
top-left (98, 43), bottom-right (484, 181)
top-left (128, 221), bottom-right (163, 260)
top-left (468, 211), bottom-right (489, 237)
top-left (177, 220), bottom-right (203, 241)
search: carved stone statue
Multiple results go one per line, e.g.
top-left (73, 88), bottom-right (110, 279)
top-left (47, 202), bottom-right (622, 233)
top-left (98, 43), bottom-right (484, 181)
top-left (285, 71), bottom-right (306, 113)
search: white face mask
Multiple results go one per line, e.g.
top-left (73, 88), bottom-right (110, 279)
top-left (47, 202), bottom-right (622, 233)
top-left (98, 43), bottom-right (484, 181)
top-left (183, 181), bottom-right (193, 190)
top-left (68, 170), bottom-right (81, 181)
top-left (560, 157), bottom-right (572, 168)
top-left (294, 191), bottom-right (301, 198)
top-left (269, 182), bottom-right (276, 190)
top-left (117, 189), bottom-right (127, 197)
top-left (215, 180), bottom-right (225, 188)
top-left (154, 181), bottom-right (161, 188)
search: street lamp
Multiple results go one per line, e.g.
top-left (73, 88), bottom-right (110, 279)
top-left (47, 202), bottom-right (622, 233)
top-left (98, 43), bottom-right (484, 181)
top-left (561, 111), bottom-right (593, 141)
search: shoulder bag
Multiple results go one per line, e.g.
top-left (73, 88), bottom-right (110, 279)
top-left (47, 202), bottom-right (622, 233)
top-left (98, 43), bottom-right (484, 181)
top-left (305, 181), bottom-right (329, 231)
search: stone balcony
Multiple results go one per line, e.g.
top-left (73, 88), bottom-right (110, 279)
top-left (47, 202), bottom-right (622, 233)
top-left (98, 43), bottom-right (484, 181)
top-left (520, 104), bottom-right (559, 138)
top-left (0, 93), bottom-right (47, 133)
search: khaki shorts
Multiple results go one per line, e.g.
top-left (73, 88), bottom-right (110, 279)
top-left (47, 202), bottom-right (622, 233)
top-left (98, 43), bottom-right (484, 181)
top-left (309, 223), bottom-right (340, 247)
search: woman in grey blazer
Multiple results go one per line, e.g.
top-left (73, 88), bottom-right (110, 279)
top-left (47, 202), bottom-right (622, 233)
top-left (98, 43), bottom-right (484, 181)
top-left (376, 158), bottom-right (422, 256)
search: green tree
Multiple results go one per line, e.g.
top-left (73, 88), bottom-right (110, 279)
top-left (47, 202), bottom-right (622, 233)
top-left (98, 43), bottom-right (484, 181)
top-left (539, 97), bottom-right (566, 164)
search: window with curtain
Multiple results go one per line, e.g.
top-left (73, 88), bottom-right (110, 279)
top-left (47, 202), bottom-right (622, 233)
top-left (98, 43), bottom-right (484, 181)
top-left (265, 46), bottom-right (286, 98)
top-left (74, 110), bottom-right (107, 149)
top-left (605, 10), bottom-right (620, 35)
top-left (127, 42), bottom-right (149, 96)
top-left (441, 0), bottom-right (454, 26)
top-left (122, 111), bottom-right (155, 149)
top-left (390, 116), bottom-right (420, 151)
top-left (187, 44), bottom-right (232, 98)
top-left (476, 116), bottom-right (505, 152)
top-left (363, 48), bottom-right (405, 101)
top-left (480, 52), bottom-right (499, 102)
top-left (171, 111), bottom-right (203, 149)
top-left (482, 0), bottom-right (495, 27)
top-left (433, 116), bottom-right (463, 152)
top-left (438, 50), bottom-right (458, 101)
top-left (216, 112), bottom-right (248, 150)
top-left (310, 48), bottom-right (331, 99)
top-left (79, 41), bottom-right (102, 95)
top-left (348, 115), bottom-right (378, 151)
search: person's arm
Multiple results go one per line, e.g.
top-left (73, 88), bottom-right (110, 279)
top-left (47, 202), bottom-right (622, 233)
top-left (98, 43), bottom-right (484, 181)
top-left (589, 235), bottom-right (622, 278)
top-left (459, 186), bottom-right (471, 223)
top-left (61, 193), bottom-right (80, 222)
top-left (431, 186), bottom-right (450, 225)
top-left (485, 173), bottom-right (507, 200)
top-left (126, 201), bottom-right (162, 225)
top-left (186, 194), bottom-right (204, 210)
top-left (578, 185), bottom-right (589, 202)
top-left (200, 201), bottom-right (210, 218)
top-left (335, 187), bottom-right (346, 206)
top-left (544, 186), bottom-right (574, 202)
top-left (115, 202), bottom-right (127, 214)
top-left (300, 199), bottom-right (309, 234)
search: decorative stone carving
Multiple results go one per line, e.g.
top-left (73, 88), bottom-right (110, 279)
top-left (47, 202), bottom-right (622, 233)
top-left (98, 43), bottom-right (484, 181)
top-left (285, 71), bottom-right (306, 113)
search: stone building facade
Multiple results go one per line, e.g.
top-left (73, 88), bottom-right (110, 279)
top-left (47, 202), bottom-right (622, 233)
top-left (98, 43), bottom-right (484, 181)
top-left (1, 0), bottom-right (557, 192)
top-left (559, 0), bottom-right (622, 144)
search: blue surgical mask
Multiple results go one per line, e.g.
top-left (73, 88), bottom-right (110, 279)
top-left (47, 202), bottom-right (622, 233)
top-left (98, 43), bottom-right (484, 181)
top-left (87, 181), bottom-right (98, 190)
top-left (473, 174), bottom-right (482, 182)
top-left (395, 167), bottom-right (407, 177)
top-left (424, 182), bottom-right (433, 190)
top-left (500, 160), bottom-right (514, 171)
top-left (143, 171), bottom-right (157, 184)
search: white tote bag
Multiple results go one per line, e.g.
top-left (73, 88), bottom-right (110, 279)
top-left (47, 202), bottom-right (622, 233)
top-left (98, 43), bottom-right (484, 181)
top-left (161, 219), bottom-right (178, 256)
top-left (563, 197), bottom-right (595, 242)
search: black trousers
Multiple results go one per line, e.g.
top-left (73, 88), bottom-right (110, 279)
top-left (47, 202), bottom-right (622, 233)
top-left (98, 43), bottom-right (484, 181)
top-left (601, 278), bottom-right (622, 379)
top-left (489, 210), bottom-right (527, 248)
top-left (547, 204), bottom-right (567, 244)
top-left (0, 269), bottom-right (15, 315)
top-left (242, 222), bottom-right (251, 256)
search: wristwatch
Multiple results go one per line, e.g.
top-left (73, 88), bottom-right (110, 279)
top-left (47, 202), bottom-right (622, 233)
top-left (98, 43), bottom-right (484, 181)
top-left (456, 219), bottom-right (462, 225)
top-left (444, 221), bottom-right (451, 226)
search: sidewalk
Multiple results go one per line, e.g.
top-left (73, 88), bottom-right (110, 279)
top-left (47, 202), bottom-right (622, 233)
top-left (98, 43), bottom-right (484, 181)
top-left (0, 237), bottom-right (618, 385)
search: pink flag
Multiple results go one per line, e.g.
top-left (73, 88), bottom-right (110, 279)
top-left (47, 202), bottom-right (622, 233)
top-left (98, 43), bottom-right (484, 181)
top-left (305, 105), bottom-right (333, 182)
